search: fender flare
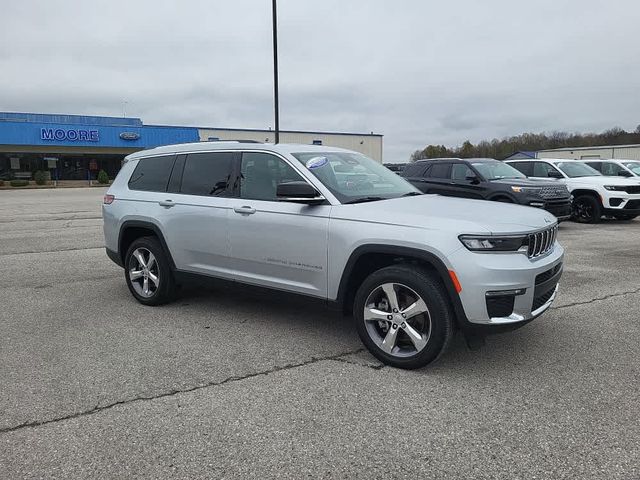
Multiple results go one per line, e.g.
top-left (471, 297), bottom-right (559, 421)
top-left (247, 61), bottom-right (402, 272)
top-left (118, 220), bottom-right (176, 269)
top-left (335, 244), bottom-right (470, 327)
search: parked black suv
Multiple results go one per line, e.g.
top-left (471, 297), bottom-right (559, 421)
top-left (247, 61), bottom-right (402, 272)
top-left (401, 158), bottom-right (572, 220)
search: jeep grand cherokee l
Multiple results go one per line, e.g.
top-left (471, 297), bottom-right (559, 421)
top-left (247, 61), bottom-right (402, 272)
top-left (103, 143), bottom-right (564, 369)
top-left (401, 158), bottom-right (572, 220)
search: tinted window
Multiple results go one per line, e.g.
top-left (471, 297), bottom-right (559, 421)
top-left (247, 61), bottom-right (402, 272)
top-left (128, 155), bottom-right (176, 192)
top-left (585, 162), bottom-right (602, 172)
top-left (180, 152), bottom-right (235, 196)
top-left (428, 163), bottom-right (451, 179)
top-left (240, 152), bottom-right (305, 201)
top-left (509, 162), bottom-right (533, 176)
top-left (402, 163), bottom-right (428, 177)
top-left (533, 162), bottom-right (559, 177)
top-left (555, 162), bottom-right (601, 178)
top-left (451, 163), bottom-right (474, 180)
top-left (601, 162), bottom-right (625, 176)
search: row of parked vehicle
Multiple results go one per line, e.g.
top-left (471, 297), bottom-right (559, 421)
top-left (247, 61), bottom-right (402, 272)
top-left (399, 157), bottom-right (640, 223)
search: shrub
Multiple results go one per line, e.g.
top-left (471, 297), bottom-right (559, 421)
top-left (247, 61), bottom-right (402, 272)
top-left (34, 170), bottom-right (47, 185)
top-left (10, 180), bottom-right (29, 187)
top-left (97, 170), bottom-right (109, 184)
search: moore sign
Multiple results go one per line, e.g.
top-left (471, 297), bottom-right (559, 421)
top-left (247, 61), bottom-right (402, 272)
top-left (41, 128), bottom-right (100, 142)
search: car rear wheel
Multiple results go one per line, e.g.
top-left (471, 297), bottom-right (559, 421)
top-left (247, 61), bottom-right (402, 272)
top-left (572, 195), bottom-right (602, 223)
top-left (353, 265), bottom-right (454, 369)
top-left (125, 236), bottom-right (175, 306)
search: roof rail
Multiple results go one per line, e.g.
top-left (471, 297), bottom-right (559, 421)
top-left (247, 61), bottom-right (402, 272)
top-left (205, 139), bottom-right (263, 143)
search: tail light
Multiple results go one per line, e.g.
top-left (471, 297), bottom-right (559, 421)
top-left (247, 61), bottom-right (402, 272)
top-left (103, 194), bottom-right (115, 205)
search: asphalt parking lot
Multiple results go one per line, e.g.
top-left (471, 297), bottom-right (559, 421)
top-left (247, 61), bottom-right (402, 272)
top-left (1, 187), bottom-right (638, 479)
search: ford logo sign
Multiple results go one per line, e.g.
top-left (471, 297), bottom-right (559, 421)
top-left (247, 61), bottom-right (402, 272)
top-left (119, 132), bottom-right (140, 141)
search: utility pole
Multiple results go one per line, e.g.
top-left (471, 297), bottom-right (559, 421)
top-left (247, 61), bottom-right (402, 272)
top-left (272, 0), bottom-right (280, 144)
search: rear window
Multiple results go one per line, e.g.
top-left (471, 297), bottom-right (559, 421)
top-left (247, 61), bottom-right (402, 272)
top-left (180, 152), bottom-right (235, 196)
top-left (128, 155), bottom-right (176, 192)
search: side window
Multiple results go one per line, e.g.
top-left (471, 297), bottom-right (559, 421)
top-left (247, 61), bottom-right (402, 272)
top-left (428, 163), bottom-right (451, 179)
top-left (601, 162), bottom-right (623, 176)
top-left (402, 163), bottom-right (427, 177)
top-left (128, 155), bottom-right (176, 192)
top-left (240, 152), bottom-right (306, 201)
top-left (180, 152), bottom-right (235, 196)
top-left (451, 163), bottom-right (474, 181)
top-left (533, 162), bottom-right (556, 177)
top-left (509, 162), bottom-right (533, 176)
top-left (585, 162), bottom-right (602, 172)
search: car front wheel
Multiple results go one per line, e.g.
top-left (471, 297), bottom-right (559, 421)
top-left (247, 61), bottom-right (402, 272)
top-left (353, 265), bottom-right (454, 369)
top-left (572, 195), bottom-right (602, 223)
top-left (124, 236), bottom-right (175, 306)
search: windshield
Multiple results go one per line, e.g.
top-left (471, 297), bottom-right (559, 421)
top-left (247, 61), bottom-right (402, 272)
top-left (555, 162), bottom-right (601, 178)
top-left (292, 152), bottom-right (419, 203)
top-left (471, 161), bottom-right (526, 180)
top-left (622, 162), bottom-right (640, 175)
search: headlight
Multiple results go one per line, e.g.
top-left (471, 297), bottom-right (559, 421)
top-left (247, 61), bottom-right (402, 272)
top-left (604, 185), bottom-right (625, 191)
top-left (511, 186), bottom-right (542, 194)
top-left (459, 234), bottom-right (528, 252)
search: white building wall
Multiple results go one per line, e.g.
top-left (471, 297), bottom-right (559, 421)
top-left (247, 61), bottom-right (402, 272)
top-left (198, 128), bottom-right (383, 162)
top-left (537, 145), bottom-right (640, 160)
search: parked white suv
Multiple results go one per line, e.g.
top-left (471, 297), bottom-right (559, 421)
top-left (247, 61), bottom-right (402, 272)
top-left (582, 159), bottom-right (640, 179)
top-left (103, 142), bottom-right (564, 368)
top-left (506, 158), bottom-right (640, 222)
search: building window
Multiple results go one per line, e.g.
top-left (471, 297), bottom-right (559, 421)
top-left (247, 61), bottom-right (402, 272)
top-left (312, 139), bottom-right (322, 145)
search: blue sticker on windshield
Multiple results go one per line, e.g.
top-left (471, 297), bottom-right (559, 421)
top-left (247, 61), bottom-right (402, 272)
top-left (306, 156), bottom-right (329, 169)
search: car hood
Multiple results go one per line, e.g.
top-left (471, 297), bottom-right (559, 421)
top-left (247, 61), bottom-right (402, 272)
top-left (331, 195), bottom-right (556, 235)
top-left (565, 176), bottom-right (640, 186)
top-left (488, 178), bottom-right (559, 187)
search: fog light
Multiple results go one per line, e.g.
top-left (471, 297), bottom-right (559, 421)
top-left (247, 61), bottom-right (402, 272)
top-left (529, 202), bottom-right (545, 208)
top-left (486, 288), bottom-right (526, 297)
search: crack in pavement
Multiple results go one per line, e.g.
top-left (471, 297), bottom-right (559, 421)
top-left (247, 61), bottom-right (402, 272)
top-left (552, 287), bottom-right (640, 310)
top-left (330, 356), bottom-right (385, 370)
top-left (0, 246), bottom-right (104, 257)
top-left (0, 348), bottom-right (367, 435)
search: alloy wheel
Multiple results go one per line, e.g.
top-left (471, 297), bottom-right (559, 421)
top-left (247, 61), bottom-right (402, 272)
top-left (128, 247), bottom-right (160, 298)
top-left (363, 282), bottom-right (432, 358)
top-left (573, 199), bottom-right (593, 221)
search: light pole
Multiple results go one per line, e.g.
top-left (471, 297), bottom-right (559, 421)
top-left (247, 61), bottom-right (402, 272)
top-left (272, 0), bottom-right (280, 144)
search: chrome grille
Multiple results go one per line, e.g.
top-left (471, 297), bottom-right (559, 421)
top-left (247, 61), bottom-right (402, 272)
top-left (538, 186), bottom-right (570, 199)
top-left (527, 225), bottom-right (558, 258)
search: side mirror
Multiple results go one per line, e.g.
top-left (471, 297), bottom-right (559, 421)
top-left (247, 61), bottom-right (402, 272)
top-left (547, 170), bottom-right (563, 179)
top-left (276, 181), bottom-right (325, 204)
top-left (618, 170), bottom-right (632, 177)
top-left (465, 175), bottom-right (480, 184)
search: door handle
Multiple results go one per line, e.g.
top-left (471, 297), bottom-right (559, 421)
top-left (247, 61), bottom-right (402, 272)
top-left (158, 200), bottom-right (175, 207)
top-left (234, 206), bottom-right (256, 215)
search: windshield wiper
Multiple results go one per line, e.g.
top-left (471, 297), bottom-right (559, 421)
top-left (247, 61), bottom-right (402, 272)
top-left (343, 196), bottom-right (387, 204)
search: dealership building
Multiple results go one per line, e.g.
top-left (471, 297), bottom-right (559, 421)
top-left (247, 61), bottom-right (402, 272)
top-left (0, 112), bottom-right (383, 180)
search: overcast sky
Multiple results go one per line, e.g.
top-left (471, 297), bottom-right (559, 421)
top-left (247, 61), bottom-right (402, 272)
top-left (1, 0), bottom-right (639, 161)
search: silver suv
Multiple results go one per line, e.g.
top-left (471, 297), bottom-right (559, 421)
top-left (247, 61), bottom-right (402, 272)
top-left (103, 142), bottom-right (564, 368)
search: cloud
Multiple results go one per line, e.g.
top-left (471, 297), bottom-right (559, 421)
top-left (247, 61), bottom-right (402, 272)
top-left (1, 0), bottom-right (639, 162)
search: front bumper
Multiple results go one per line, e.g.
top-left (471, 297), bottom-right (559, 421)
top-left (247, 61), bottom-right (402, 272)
top-left (603, 196), bottom-right (640, 213)
top-left (448, 243), bottom-right (564, 326)
top-left (527, 197), bottom-right (572, 221)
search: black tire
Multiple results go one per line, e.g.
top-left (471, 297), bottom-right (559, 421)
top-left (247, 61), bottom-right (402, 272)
top-left (572, 195), bottom-right (602, 223)
top-left (353, 265), bottom-right (454, 369)
top-left (613, 213), bottom-right (638, 221)
top-left (124, 236), bottom-right (176, 306)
